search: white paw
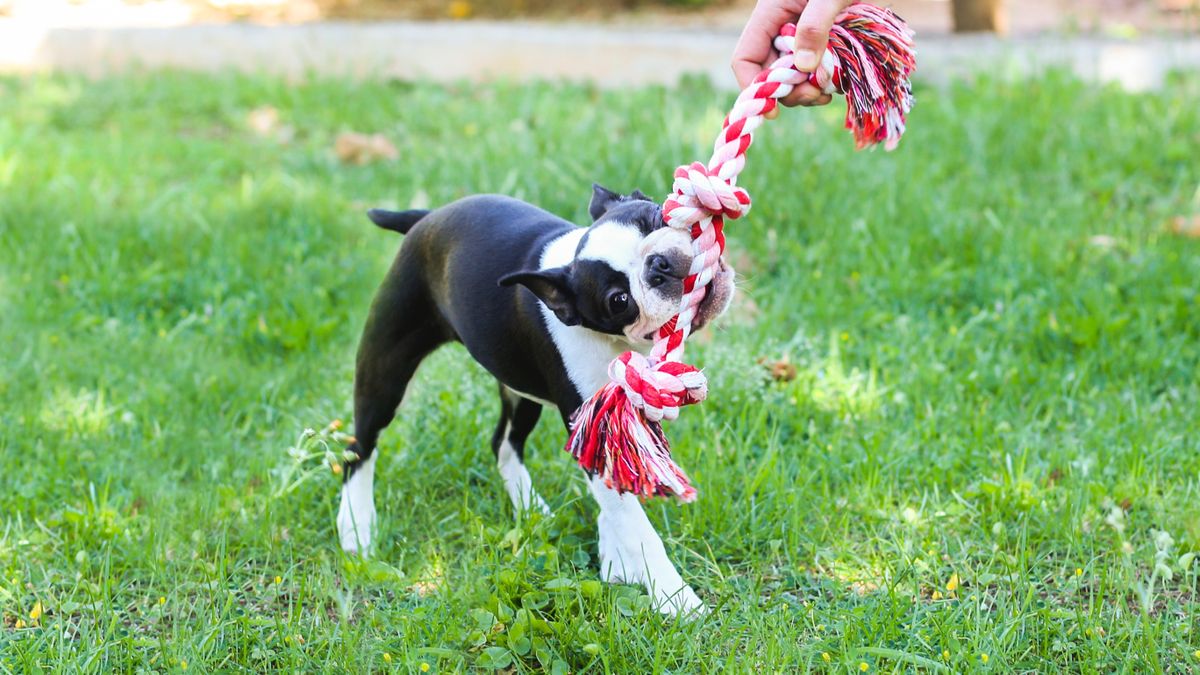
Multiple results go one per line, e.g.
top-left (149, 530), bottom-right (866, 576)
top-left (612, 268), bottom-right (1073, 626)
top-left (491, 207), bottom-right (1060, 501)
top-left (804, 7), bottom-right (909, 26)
top-left (652, 583), bottom-right (707, 617)
top-left (597, 533), bottom-right (640, 585)
top-left (598, 542), bottom-right (706, 617)
top-left (497, 444), bottom-right (551, 516)
top-left (337, 483), bottom-right (375, 556)
top-left (519, 492), bottom-right (552, 517)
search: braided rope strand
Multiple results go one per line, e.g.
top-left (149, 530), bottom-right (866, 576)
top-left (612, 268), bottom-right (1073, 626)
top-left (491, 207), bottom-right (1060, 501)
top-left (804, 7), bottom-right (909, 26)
top-left (567, 3), bottom-right (916, 500)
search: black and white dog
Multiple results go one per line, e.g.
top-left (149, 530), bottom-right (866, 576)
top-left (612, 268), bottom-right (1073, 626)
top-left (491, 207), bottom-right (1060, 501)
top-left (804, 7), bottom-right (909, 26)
top-left (338, 185), bottom-right (734, 615)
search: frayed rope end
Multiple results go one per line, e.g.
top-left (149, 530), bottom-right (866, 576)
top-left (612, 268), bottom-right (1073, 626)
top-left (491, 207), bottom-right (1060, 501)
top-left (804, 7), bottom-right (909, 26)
top-left (567, 381), bottom-right (697, 502)
top-left (780, 4), bottom-right (916, 151)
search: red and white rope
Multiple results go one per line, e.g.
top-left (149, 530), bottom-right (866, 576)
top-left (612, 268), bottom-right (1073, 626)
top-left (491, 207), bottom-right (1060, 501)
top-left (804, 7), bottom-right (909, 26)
top-left (568, 3), bottom-right (916, 500)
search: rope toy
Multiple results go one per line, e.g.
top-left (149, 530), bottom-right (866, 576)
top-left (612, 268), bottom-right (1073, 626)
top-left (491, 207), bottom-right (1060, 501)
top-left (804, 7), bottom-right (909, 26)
top-left (567, 3), bottom-right (916, 501)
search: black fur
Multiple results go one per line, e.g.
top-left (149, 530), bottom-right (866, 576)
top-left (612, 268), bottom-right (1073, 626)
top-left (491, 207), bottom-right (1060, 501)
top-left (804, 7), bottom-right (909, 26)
top-left (492, 386), bottom-right (543, 462)
top-left (347, 195), bottom-right (584, 477)
top-left (367, 208), bottom-right (431, 234)
top-left (346, 187), bottom-right (669, 481)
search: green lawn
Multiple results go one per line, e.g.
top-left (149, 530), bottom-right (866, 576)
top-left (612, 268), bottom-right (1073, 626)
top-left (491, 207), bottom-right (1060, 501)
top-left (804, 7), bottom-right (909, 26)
top-left (1, 69), bottom-right (1198, 672)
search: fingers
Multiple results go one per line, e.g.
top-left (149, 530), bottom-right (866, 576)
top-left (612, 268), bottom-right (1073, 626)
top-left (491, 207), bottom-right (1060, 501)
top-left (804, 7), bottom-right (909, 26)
top-left (780, 84), bottom-right (833, 107)
top-left (791, 0), bottom-right (851, 72)
top-left (731, 0), bottom-right (810, 89)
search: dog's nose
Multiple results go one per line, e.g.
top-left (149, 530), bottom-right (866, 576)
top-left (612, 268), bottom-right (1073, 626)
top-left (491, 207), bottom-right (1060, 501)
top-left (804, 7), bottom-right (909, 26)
top-left (646, 254), bottom-right (672, 275)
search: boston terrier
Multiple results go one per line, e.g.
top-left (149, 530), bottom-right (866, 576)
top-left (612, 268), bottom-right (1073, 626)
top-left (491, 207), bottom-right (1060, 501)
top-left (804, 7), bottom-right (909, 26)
top-left (338, 185), bottom-right (734, 615)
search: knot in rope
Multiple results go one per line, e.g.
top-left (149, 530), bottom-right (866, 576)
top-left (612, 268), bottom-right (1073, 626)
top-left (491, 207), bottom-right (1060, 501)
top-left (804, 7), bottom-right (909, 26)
top-left (609, 351), bottom-right (707, 423)
top-left (662, 161), bottom-right (751, 230)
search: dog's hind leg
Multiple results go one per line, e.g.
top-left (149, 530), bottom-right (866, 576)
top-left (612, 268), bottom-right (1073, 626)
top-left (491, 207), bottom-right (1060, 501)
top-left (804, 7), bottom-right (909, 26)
top-left (340, 278), bottom-right (445, 556)
top-left (493, 385), bottom-right (549, 515)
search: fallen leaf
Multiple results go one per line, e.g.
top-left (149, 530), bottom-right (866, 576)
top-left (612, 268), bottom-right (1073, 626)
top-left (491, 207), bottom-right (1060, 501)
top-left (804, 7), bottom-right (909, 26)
top-left (1087, 234), bottom-right (1118, 249)
top-left (334, 132), bottom-right (398, 165)
top-left (1169, 215), bottom-right (1200, 238)
top-left (247, 106), bottom-right (278, 135)
top-left (760, 357), bottom-right (797, 382)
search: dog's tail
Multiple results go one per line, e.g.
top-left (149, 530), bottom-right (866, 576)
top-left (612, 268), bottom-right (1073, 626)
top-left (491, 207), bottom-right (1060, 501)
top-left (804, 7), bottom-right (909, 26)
top-left (367, 208), bottom-right (430, 235)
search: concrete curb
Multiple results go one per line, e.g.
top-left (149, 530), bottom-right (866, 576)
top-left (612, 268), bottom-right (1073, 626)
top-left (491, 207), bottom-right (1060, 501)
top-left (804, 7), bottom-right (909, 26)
top-left (1, 20), bottom-right (1197, 90)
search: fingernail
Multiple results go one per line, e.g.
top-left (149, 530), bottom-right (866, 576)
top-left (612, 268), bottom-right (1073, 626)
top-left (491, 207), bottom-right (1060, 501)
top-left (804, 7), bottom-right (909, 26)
top-left (794, 49), bottom-right (818, 72)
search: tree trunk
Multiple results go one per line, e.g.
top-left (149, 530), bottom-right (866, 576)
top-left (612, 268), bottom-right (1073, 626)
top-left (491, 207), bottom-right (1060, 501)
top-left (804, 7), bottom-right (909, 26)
top-left (952, 0), bottom-right (1006, 33)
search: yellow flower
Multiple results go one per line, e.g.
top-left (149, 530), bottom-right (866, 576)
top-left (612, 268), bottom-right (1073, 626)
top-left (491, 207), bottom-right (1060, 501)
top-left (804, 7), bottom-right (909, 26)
top-left (859, 662), bottom-right (869, 672)
top-left (840, 332), bottom-right (850, 342)
top-left (420, 663), bottom-right (431, 673)
top-left (1075, 568), bottom-right (1083, 577)
top-left (931, 590), bottom-right (943, 600)
top-left (946, 574), bottom-right (960, 592)
top-left (981, 653), bottom-right (989, 664)
top-left (159, 596), bottom-right (166, 605)
top-left (331, 462), bottom-right (343, 475)
top-left (1193, 649), bottom-right (1200, 659)
top-left (274, 576), bottom-right (282, 585)
top-left (942, 650), bottom-right (950, 660)
top-left (181, 660), bottom-right (189, 670)
top-left (15, 619), bottom-right (26, 629)
top-left (330, 419), bottom-right (344, 431)
top-left (821, 652), bottom-right (831, 662)
top-left (383, 652), bottom-right (392, 663)
top-left (29, 602), bottom-right (43, 621)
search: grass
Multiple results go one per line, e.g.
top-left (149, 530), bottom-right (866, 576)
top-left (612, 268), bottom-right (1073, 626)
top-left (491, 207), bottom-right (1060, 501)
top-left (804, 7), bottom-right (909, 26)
top-left (1, 68), bottom-right (1198, 672)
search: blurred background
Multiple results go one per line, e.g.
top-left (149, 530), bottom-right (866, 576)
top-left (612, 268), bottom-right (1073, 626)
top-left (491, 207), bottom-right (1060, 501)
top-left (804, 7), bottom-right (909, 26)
top-left (1, 0), bottom-right (1197, 90)
top-left (2, 0), bottom-right (1198, 28)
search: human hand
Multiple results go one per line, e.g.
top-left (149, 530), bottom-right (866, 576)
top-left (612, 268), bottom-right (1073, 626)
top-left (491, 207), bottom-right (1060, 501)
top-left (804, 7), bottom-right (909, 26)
top-left (731, 0), bottom-right (855, 111)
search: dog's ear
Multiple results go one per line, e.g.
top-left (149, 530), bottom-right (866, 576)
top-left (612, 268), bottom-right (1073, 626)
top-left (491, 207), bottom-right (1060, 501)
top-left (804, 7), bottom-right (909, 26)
top-left (629, 189), bottom-right (653, 203)
top-left (499, 267), bottom-right (580, 326)
top-left (589, 183), bottom-right (623, 221)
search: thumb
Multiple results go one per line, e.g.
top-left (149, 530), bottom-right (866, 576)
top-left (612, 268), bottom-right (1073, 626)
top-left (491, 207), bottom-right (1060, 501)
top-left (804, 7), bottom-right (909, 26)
top-left (792, 0), bottom-right (845, 72)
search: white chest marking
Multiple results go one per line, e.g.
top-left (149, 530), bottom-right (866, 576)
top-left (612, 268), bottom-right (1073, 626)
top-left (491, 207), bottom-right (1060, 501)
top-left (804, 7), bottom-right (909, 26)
top-left (538, 229), bottom-right (633, 398)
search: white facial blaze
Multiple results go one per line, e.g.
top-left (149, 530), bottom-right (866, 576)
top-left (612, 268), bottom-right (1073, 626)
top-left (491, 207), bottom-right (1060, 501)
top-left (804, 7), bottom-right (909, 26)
top-left (578, 222), bottom-right (695, 342)
top-left (632, 226), bottom-right (694, 340)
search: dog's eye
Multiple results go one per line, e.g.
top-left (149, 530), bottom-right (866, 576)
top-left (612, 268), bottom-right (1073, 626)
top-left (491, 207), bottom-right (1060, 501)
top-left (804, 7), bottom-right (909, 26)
top-left (607, 291), bottom-right (630, 314)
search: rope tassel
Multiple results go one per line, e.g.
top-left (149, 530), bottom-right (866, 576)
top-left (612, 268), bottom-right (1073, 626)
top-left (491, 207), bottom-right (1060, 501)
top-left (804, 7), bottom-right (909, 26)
top-left (566, 3), bottom-right (916, 501)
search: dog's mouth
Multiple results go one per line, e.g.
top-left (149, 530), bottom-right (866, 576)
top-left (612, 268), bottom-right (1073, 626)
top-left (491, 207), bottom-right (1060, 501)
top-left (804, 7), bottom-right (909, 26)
top-left (635, 257), bottom-right (734, 341)
top-left (691, 257), bottom-right (735, 330)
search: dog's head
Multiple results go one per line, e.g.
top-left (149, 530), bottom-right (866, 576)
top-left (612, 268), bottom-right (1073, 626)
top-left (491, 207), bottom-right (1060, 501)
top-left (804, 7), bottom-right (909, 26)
top-left (501, 184), bottom-right (734, 343)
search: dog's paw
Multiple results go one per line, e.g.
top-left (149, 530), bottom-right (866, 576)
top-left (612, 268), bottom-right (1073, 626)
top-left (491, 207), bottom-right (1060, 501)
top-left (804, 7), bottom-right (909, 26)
top-left (597, 545), bottom-right (706, 617)
top-left (652, 584), bottom-right (707, 618)
top-left (523, 492), bottom-right (552, 517)
top-left (337, 492), bottom-right (375, 557)
top-left (597, 543), bottom-right (644, 586)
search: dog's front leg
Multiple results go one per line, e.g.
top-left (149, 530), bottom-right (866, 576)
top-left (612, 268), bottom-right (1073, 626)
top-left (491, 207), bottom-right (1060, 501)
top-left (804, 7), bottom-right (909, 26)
top-left (338, 453), bottom-right (377, 555)
top-left (588, 475), bottom-right (705, 616)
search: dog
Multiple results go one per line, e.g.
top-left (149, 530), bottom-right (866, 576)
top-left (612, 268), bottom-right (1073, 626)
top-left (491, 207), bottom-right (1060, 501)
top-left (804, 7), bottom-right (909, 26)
top-left (338, 184), bottom-right (734, 615)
